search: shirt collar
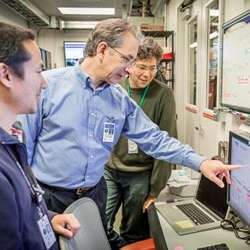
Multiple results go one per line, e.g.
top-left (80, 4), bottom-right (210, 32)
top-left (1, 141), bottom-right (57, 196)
top-left (75, 66), bottom-right (89, 89)
top-left (0, 126), bottom-right (19, 145)
top-left (75, 66), bottom-right (110, 92)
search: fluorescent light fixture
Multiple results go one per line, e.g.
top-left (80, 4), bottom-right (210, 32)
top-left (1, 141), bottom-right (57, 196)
top-left (209, 9), bottom-right (219, 17)
top-left (61, 21), bottom-right (99, 29)
top-left (58, 7), bottom-right (115, 15)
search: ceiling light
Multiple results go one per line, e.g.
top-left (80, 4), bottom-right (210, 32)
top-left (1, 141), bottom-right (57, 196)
top-left (60, 21), bottom-right (99, 29)
top-left (58, 7), bottom-right (115, 15)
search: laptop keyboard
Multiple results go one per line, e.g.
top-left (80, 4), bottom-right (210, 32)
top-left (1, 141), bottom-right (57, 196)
top-left (197, 243), bottom-right (229, 250)
top-left (176, 203), bottom-right (214, 225)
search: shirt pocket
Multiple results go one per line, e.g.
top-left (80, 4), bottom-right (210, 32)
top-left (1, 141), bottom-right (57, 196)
top-left (94, 112), bottom-right (124, 151)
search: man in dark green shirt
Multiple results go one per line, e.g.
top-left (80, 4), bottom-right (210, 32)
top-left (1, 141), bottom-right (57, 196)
top-left (105, 37), bottom-right (177, 248)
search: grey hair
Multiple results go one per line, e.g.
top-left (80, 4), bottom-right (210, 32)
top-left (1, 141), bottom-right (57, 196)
top-left (136, 37), bottom-right (163, 63)
top-left (85, 18), bottom-right (141, 57)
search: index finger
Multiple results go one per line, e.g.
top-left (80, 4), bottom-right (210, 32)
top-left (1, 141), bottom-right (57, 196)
top-left (222, 164), bottom-right (241, 170)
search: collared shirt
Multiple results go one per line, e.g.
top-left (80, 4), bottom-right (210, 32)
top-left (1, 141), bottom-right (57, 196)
top-left (19, 66), bottom-right (205, 189)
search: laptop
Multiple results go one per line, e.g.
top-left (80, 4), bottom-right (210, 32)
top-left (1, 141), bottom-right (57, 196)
top-left (157, 175), bottom-right (228, 235)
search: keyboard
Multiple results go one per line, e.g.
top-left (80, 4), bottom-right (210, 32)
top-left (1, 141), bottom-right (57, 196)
top-left (197, 243), bottom-right (229, 250)
top-left (176, 203), bottom-right (214, 225)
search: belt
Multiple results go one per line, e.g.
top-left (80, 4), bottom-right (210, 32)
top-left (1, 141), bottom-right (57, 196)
top-left (37, 181), bottom-right (94, 196)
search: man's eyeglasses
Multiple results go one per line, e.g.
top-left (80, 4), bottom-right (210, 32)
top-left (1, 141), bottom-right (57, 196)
top-left (134, 63), bottom-right (158, 74)
top-left (109, 47), bottom-right (135, 65)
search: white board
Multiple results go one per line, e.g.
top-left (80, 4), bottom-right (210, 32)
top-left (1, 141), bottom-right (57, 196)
top-left (221, 12), bottom-right (250, 113)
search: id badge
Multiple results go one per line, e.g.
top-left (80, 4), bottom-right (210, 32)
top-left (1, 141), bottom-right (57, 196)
top-left (37, 214), bottom-right (56, 250)
top-left (128, 139), bottom-right (138, 154)
top-left (103, 122), bottom-right (115, 143)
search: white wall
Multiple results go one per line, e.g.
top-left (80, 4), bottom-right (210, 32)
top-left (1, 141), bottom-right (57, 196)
top-left (166, 0), bottom-right (183, 32)
top-left (165, 0), bottom-right (185, 141)
top-left (224, 0), bottom-right (250, 22)
top-left (0, 2), bottom-right (27, 27)
top-left (37, 29), bottom-right (91, 68)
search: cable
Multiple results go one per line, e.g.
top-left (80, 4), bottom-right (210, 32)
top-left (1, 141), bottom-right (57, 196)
top-left (220, 213), bottom-right (250, 245)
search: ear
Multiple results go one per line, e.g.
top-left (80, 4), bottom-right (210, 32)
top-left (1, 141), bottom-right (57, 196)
top-left (0, 63), bottom-right (13, 88)
top-left (96, 41), bottom-right (108, 62)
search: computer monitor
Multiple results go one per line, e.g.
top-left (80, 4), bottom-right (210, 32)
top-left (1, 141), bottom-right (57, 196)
top-left (228, 131), bottom-right (250, 227)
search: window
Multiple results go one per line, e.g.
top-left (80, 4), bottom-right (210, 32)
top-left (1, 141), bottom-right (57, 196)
top-left (64, 42), bottom-right (86, 67)
top-left (40, 48), bottom-right (52, 70)
top-left (206, 0), bottom-right (219, 109)
top-left (188, 18), bottom-right (198, 105)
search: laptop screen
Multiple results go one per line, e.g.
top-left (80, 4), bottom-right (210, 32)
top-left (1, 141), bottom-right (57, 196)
top-left (196, 175), bottom-right (228, 219)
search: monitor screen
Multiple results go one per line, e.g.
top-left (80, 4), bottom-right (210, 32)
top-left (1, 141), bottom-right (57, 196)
top-left (196, 175), bottom-right (228, 219)
top-left (228, 131), bottom-right (250, 226)
top-left (64, 42), bottom-right (86, 67)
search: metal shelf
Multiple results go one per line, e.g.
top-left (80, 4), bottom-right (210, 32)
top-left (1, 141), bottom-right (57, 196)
top-left (141, 30), bottom-right (173, 38)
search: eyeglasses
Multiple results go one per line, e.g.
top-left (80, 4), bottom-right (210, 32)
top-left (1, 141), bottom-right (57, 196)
top-left (134, 63), bottom-right (158, 74)
top-left (109, 47), bottom-right (135, 65)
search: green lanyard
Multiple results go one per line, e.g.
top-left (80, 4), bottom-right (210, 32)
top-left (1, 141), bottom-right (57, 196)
top-left (127, 84), bottom-right (150, 108)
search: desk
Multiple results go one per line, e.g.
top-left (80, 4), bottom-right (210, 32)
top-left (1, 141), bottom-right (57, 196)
top-left (148, 202), bottom-right (249, 250)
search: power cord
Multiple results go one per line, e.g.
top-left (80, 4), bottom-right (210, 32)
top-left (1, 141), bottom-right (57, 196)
top-left (220, 212), bottom-right (250, 245)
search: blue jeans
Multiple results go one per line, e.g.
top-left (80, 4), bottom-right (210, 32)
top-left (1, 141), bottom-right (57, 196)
top-left (104, 167), bottom-right (150, 247)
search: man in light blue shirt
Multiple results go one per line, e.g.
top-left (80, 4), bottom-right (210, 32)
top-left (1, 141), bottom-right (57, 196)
top-left (20, 18), bottom-right (237, 249)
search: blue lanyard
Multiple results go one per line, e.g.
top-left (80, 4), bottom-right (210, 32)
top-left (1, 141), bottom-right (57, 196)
top-left (4, 146), bottom-right (44, 205)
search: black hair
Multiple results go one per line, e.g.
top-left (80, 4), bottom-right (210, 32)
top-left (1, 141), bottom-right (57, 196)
top-left (0, 22), bottom-right (35, 78)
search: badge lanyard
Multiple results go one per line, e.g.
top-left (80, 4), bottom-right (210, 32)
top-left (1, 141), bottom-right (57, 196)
top-left (127, 84), bottom-right (150, 108)
top-left (127, 84), bottom-right (150, 154)
top-left (4, 147), bottom-right (44, 214)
